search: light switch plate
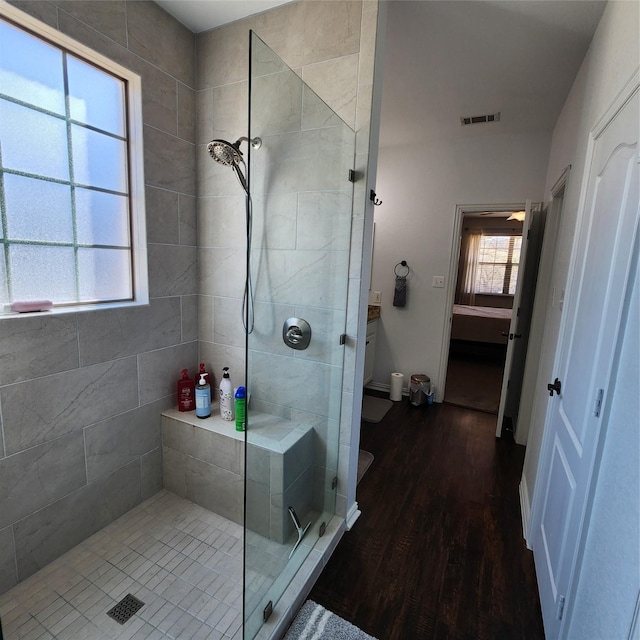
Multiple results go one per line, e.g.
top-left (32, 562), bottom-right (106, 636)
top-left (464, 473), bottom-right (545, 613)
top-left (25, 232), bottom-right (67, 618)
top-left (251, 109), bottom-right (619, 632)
top-left (432, 276), bottom-right (445, 288)
top-left (372, 291), bottom-right (382, 304)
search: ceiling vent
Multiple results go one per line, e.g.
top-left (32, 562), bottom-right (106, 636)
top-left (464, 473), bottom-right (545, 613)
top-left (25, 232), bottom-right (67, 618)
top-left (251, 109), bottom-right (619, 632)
top-left (460, 112), bottom-right (501, 126)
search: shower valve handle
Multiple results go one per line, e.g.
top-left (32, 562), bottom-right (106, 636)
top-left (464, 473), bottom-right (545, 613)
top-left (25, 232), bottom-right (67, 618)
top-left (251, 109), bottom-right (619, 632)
top-left (286, 326), bottom-right (303, 343)
top-left (283, 317), bottom-right (312, 350)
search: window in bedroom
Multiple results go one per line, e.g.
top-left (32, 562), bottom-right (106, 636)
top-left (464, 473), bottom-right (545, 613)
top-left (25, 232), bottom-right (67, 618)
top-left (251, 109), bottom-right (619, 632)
top-left (0, 6), bottom-right (147, 314)
top-left (474, 234), bottom-right (522, 295)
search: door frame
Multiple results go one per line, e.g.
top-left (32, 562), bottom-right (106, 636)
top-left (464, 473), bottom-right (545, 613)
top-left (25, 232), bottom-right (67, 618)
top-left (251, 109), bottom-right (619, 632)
top-left (439, 201), bottom-right (534, 429)
top-left (496, 200), bottom-right (533, 437)
top-left (516, 166), bottom-right (570, 448)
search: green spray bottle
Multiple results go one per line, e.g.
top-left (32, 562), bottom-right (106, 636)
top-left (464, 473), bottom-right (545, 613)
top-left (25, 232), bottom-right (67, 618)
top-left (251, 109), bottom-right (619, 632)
top-left (234, 386), bottom-right (246, 432)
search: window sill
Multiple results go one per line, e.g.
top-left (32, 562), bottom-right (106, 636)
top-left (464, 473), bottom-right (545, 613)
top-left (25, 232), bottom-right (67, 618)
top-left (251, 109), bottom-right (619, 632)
top-left (0, 298), bottom-right (149, 319)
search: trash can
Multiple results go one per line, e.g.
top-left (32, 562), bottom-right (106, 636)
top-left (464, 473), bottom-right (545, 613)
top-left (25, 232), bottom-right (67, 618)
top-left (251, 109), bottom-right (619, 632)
top-left (409, 374), bottom-right (430, 406)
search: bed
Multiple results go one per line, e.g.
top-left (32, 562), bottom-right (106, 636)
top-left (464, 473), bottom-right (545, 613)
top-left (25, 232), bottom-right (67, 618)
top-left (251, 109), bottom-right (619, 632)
top-left (451, 304), bottom-right (512, 345)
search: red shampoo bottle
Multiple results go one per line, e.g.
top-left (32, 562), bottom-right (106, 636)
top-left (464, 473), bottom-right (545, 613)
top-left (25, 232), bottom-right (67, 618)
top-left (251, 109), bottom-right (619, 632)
top-left (177, 369), bottom-right (195, 411)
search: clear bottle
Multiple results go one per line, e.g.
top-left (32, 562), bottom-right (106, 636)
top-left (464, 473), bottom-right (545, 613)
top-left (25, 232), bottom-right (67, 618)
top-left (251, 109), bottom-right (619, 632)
top-left (195, 373), bottom-right (211, 418)
top-left (235, 386), bottom-right (246, 432)
top-left (219, 367), bottom-right (234, 421)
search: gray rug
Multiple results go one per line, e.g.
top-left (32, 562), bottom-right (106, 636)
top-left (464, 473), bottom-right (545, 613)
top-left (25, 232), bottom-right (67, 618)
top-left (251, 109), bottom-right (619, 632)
top-left (357, 450), bottom-right (374, 484)
top-left (284, 600), bottom-right (378, 640)
top-left (362, 395), bottom-right (393, 423)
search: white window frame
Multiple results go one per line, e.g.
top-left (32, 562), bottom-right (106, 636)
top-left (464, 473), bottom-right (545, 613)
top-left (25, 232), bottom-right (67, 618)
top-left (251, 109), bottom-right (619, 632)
top-left (474, 233), bottom-right (522, 296)
top-left (0, 0), bottom-right (148, 317)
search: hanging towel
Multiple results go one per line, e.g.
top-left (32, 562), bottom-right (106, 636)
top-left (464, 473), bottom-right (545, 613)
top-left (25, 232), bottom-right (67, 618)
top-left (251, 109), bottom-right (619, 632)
top-left (393, 275), bottom-right (407, 307)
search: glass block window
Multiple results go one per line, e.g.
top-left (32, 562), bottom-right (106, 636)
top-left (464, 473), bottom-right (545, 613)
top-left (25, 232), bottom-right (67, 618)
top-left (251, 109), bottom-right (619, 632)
top-left (475, 234), bottom-right (522, 295)
top-left (0, 8), bottom-right (147, 311)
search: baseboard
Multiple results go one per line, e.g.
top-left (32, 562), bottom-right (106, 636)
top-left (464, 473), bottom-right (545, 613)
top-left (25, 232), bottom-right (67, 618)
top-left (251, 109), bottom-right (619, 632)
top-left (519, 477), bottom-right (532, 549)
top-left (346, 502), bottom-right (361, 530)
top-left (365, 381), bottom-right (407, 397)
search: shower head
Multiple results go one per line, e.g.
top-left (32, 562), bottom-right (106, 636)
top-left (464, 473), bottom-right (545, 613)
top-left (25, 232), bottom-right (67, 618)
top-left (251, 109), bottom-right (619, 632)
top-left (207, 137), bottom-right (262, 167)
top-left (208, 139), bottom-right (242, 167)
top-left (207, 137), bottom-right (262, 195)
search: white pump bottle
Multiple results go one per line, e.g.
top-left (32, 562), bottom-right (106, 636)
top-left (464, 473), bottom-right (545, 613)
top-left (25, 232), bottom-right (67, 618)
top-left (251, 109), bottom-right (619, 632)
top-left (219, 367), bottom-right (234, 421)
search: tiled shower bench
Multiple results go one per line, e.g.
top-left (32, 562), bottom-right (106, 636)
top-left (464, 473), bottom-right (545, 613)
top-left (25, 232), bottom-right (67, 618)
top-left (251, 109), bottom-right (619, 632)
top-left (161, 408), bottom-right (314, 544)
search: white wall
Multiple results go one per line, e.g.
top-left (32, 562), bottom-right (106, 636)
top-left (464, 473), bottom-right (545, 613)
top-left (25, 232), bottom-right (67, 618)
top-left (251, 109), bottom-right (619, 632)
top-left (373, 131), bottom-right (550, 397)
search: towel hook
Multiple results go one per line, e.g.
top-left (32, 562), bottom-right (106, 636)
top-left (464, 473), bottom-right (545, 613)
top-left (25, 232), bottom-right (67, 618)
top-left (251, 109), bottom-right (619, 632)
top-left (394, 260), bottom-right (409, 277)
top-left (370, 190), bottom-right (382, 206)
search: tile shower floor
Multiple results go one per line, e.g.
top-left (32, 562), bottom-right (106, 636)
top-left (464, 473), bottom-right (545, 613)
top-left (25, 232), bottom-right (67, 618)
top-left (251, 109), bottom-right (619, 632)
top-left (0, 491), bottom-right (244, 640)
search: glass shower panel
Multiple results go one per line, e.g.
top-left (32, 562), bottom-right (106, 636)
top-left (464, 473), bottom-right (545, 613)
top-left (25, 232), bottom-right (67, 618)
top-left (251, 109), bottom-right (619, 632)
top-left (244, 32), bottom-right (355, 638)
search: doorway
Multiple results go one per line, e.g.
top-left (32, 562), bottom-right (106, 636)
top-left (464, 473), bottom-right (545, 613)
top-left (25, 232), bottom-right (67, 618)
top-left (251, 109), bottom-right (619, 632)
top-left (441, 203), bottom-right (547, 437)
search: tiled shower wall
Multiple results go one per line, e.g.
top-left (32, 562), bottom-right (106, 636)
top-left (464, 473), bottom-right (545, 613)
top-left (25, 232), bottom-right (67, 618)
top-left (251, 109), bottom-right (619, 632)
top-left (0, 0), bottom-right (197, 595)
top-left (196, 0), bottom-right (379, 521)
top-left (0, 0), bottom-right (379, 600)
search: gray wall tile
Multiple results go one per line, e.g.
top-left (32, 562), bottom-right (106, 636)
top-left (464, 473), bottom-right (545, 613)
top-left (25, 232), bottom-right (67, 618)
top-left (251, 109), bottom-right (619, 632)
top-left (245, 480), bottom-right (270, 538)
top-left (126, 0), bottom-right (195, 88)
top-left (162, 447), bottom-right (243, 524)
top-left (77, 297), bottom-right (182, 365)
top-left (0, 0), bottom-right (198, 596)
top-left (0, 409), bottom-right (4, 459)
top-left (197, 195), bottom-right (247, 249)
top-left (7, 1), bottom-right (58, 28)
top-left (144, 126), bottom-right (196, 196)
top-left (141, 447), bottom-right (163, 500)
top-left (56, 0), bottom-right (127, 46)
top-left (161, 414), bottom-right (243, 474)
top-left (13, 460), bottom-right (141, 582)
top-left (0, 432), bottom-right (86, 529)
top-left (178, 83), bottom-right (196, 143)
top-left (146, 186), bottom-right (180, 245)
top-left (128, 56), bottom-right (178, 134)
top-left (138, 341), bottom-right (198, 405)
top-left (85, 398), bottom-right (169, 482)
top-left (0, 526), bottom-right (17, 594)
top-left (2, 357), bottom-right (139, 454)
top-left (254, 1), bottom-right (362, 69)
top-left (196, 20), bottom-right (248, 90)
top-left (148, 245), bottom-right (197, 298)
top-left (249, 351), bottom-right (343, 420)
top-left (179, 194), bottom-right (197, 246)
top-left (181, 295), bottom-right (199, 343)
top-left (0, 315), bottom-right (79, 385)
top-left (57, 9), bottom-right (134, 71)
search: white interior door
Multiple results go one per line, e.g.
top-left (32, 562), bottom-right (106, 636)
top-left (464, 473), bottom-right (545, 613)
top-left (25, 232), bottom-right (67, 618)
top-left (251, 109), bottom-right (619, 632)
top-left (495, 200), bottom-right (532, 437)
top-left (531, 83), bottom-right (639, 639)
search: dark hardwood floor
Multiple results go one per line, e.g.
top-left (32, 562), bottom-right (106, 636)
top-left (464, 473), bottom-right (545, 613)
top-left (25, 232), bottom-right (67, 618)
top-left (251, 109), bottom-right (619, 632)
top-left (309, 395), bottom-right (545, 640)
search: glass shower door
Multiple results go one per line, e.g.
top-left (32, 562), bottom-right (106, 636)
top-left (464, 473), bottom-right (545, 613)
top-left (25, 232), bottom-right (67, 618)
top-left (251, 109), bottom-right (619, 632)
top-left (243, 31), bottom-right (355, 638)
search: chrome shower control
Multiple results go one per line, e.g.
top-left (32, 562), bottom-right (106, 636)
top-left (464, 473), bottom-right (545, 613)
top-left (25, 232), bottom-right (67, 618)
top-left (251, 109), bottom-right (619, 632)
top-left (283, 317), bottom-right (311, 350)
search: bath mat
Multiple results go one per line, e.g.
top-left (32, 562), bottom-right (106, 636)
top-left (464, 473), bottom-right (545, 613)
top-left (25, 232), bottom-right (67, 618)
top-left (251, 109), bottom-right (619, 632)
top-left (362, 395), bottom-right (392, 423)
top-left (357, 450), bottom-right (374, 484)
top-left (284, 600), bottom-right (378, 640)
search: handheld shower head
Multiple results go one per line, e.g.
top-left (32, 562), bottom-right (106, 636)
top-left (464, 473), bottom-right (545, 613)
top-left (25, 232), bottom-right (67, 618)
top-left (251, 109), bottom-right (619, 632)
top-left (208, 139), bottom-right (243, 167)
top-left (207, 137), bottom-right (262, 195)
top-left (207, 137), bottom-right (262, 166)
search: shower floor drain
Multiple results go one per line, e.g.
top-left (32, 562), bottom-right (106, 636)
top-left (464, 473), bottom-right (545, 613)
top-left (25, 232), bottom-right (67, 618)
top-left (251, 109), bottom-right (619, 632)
top-left (106, 594), bottom-right (145, 624)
